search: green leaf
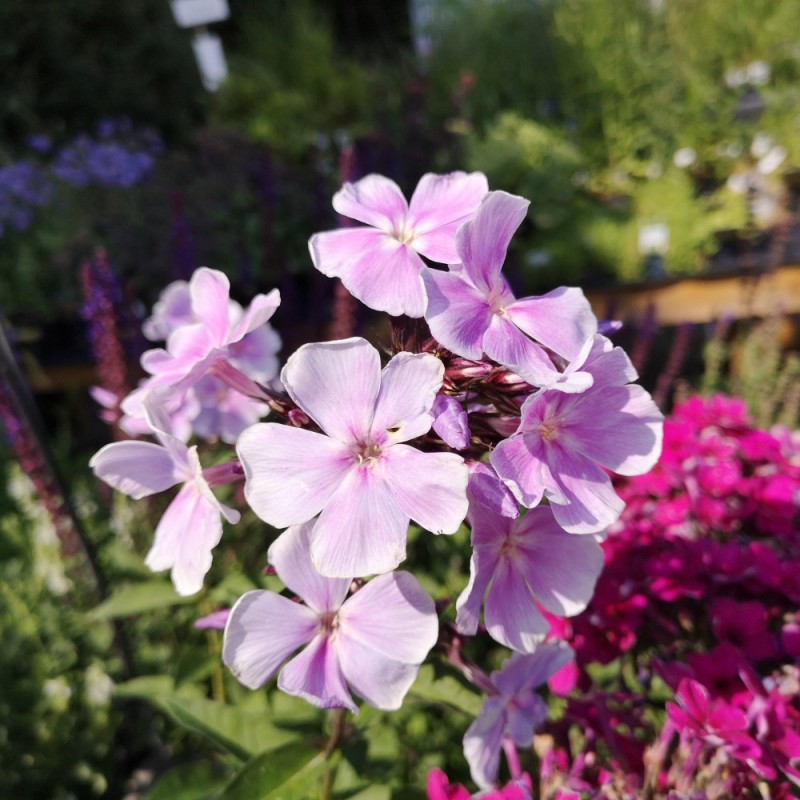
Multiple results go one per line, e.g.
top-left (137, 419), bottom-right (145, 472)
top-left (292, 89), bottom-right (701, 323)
top-left (88, 580), bottom-right (197, 620)
top-left (407, 665), bottom-right (482, 716)
top-left (143, 762), bottom-right (228, 800)
top-left (212, 742), bottom-right (327, 800)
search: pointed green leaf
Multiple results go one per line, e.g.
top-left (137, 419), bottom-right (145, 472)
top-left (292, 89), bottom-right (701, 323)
top-left (88, 580), bottom-right (196, 620)
top-left (143, 762), bottom-right (228, 800)
top-left (407, 665), bottom-right (482, 716)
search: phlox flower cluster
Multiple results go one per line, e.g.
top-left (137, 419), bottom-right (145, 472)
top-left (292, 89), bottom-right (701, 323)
top-left (90, 171), bottom-right (664, 792)
top-left (538, 395), bottom-right (800, 799)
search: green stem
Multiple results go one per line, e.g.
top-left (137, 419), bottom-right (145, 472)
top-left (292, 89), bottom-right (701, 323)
top-left (321, 707), bottom-right (348, 799)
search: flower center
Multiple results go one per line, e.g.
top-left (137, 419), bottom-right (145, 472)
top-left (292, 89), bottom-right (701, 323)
top-left (318, 611), bottom-right (339, 636)
top-left (355, 441), bottom-right (382, 465)
top-left (538, 419), bottom-right (559, 442)
top-left (392, 224), bottom-right (415, 246)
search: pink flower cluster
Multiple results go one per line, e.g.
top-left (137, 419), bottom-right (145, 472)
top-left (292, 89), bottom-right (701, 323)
top-left (89, 172), bottom-right (665, 793)
top-left (542, 395), bottom-right (800, 798)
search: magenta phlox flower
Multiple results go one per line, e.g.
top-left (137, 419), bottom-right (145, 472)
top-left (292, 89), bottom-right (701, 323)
top-left (237, 337), bottom-right (469, 577)
top-left (421, 191), bottom-right (597, 389)
top-left (309, 172), bottom-right (489, 318)
top-left (89, 400), bottom-right (239, 595)
top-left (135, 267), bottom-right (280, 401)
top-left (456, 466), bottom-right (603, 652)
top-left (491, 334), bottom-right (663, 534)
top-left (222, 521), bottom-right (437, 712)
top-left (710, 597), bottom-right (777, 662)
top-left (463, 643), bottom-right (573, 789)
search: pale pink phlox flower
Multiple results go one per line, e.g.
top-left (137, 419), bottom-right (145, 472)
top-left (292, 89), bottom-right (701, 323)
top-left (309, 172), bottom-right (489, 318)
top-left (142, 279), bottom-right (193, 341)
top-left (89, 400), bottom-right (239, 595)
top-left (491, 334), bottom-right (664, 534)
top-left (237, 337), bottom-right (469, 578)
top-left (456, 466), bottom-right (603, 652)
top-left (129, 268), bottom-right (280, 414)
top-left (421, 191), bottom-right (597, 390)
top-left (222, 521), bottom-right (438, 712)
top-left (191, 375), bottom-right (268, 444)
top-left (464, 643), bottom-right (574, 790)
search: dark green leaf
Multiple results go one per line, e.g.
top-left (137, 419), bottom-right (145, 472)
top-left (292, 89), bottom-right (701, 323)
top-left (407, 665), bottom-right (482, 716)
top-left (143, 762), bottom-right (228, 800)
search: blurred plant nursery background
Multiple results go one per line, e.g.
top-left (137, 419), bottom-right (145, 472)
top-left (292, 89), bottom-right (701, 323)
top-left (1, 0), bottom-right (799, 798)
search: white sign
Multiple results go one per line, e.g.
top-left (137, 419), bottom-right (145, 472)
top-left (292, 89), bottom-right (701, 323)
top-left (192, 31), bottom-right (228, 92)
top-left (171, 0), bottom-right (229, 28)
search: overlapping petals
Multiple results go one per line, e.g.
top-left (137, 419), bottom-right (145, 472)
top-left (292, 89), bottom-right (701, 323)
top-left (222, 522), bottom-right (438, 712)
top-left (237, 337), bottom-right (469, 577)
top-left (309, 172), bottom-right (488, 317)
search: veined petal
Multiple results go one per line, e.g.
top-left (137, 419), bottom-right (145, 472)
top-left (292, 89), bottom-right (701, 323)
top-left (456, 191), bottom-right (529, 295)
top-left (238, 424), bottom-right (353, 528)
top-left (504, 288), bottom-right (597, 361)
top-left (90, 441), bottom-right (181, 499)
top-left (463, 697), bottom-right (507, 790)
top-left (223, 590), bottom-right (318, 690)
top-left (336, 634), bottom-right (420, 711)
top-left (455, 546), bottom-right (499, 636)
top-left (370, 352), bottom-right (443, 445)
top-left (278, 634), bottom-right (357, 713)
top-left (383, 445), bottom-right (469, 535)
top-left (189, 268), bottom-right (231, 346)
top-left (145, 483), bottom-right (225, 595)
top-left (310, 463), bottom-right (409, 578)
top-left (581, 335), bottom-right (638, 389)
top-left (432, 393), bottom-right (471, 450)
top-left (267, 522), bottom-right (351, 615)
top-left (332, 174), bottom-right (408, 232)
top-left (490, 434), bottom-right (550, 509)
top-left (281, 338), bottom-right (380, 443)
top-left (484, 558), bottom-right (549, 652)
top-left (482, 313), bottom-right (559, 384)
top-left (338, 572), bottom-right (437, 664)
top-left (513, 507), bottom-right (604, 617)
top-left (229, 289), bottom-right (281, 344)
top-left (492, 643), bottom-right (574, 698)
top-left (421, 268), bottom-right (492, 360)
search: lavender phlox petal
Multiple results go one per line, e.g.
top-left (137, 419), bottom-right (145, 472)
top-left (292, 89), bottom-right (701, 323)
top-left (490, 434), bottom-right (549, 509)
top-left (432, 393), bottom-right (470, 450)
top-left (455, 545), bottom-right (498, 636)
top-left (90, 441), bottom-right (181, 499)
top-left (336, 633), bottom-right (421, 711)
top-left (189, 267), bottom-right (231, 346)
top-left (467, 462), bottom-right (519, 520)
top-left (142, 280), bottom-right (192, 341)
top-left (278, 634), bottom-right (357, 713)
top-left (310, 463), bottom-right (409, 577)
top-left (421, 267), bottom-right (493, 360)
top-left (503, 288), bottom-right (598, 362)
top-left (513, 507), bottom-right (603, 617)
top-left (281, 338), bottom-right (380, 443)
top-left (406, 171), bottom-right (489, 262)
top-left (228, 288), bottom-right (281, 344)
top-left (144, 482), bottom-right (224, 595)
top-left (482, 314), bottom-right (560, 384)
top-left (223, 590), bottom-right (318, 689)
top-left (580, 334), bottom-right (638, 389)
top-left (464, 697), bottom-right (507, 790)
top-left (338, 571), bottom-right (437, 664)
top-left (227, 323), bottom-right (281, 382)
top-left (142, 396), bottom-right (192, 465)
top-left (383, 444), bottom-right (469, 535)
top-left (491, 643), bottom-right (574, 699)
top-left (267, 522), bottom-right (351, 615)
top-left (484, 558), bottom-right (550, 652)
top-left (194, 608), bottom-right (230, 630)
top-left (505, 693), bottom-right (549, 747)
top-left (332, 174), bottom-right (408, 231)
top-left (238, 423), bottom-right (352, 528)
top-left (370, 352), bottom-right (443, 445)
top-left (598, 319), bottom-right (623, 336)
top-left (456, 191), bottom-right (529, 295)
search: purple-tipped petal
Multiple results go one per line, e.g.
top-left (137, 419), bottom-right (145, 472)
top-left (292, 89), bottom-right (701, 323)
top-left (90, 441), bottom-right (181, 499)
top-left (145, 483), bottom-right (225, 595)
top-left (338, 571), bottom-right (437, 664)
top-left (238, 423), bottom-right (353, 528)
top-left (336, 634), bottom-right (420, 711)
top-left (513, 507), bottom-right (604, 617)
top-left (456, 192), bottom-right (529, 295)
top-left (310, 464), bottom-right (409, 577)
top-left (463, 697), bottom-right (507, 790)
top-left (223, 590), bottom-right (317, 690)
top-left (504, 288), bottom-right (597, 361)
top-left (332, 174), bottom-right (408, 231)
top-left (268, 522), bottom-right (351, 615)
top-left (370, 352), bottom-right (443, 445)
top-left (422, 267), bottom-right (492, 360)
top-left (278, 634), bottom-right (357, 713)
top-left (484, 558), bottom-right (549, 652)
top-left (281, 338), bottom-right (381, 443)
top-left (189, 268), bottom-right (231, 346)
top-left (383, 445), bottom-right (469, 535)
